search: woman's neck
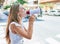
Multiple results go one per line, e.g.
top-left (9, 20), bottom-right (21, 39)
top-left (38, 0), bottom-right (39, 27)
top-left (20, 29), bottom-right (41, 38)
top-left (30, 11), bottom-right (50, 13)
top-left (18, 17), bottom-right (22, 25)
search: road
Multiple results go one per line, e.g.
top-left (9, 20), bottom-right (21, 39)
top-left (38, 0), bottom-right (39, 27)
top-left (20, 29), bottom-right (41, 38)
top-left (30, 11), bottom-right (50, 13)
top-left (0, 15), bottom-right (60, 44)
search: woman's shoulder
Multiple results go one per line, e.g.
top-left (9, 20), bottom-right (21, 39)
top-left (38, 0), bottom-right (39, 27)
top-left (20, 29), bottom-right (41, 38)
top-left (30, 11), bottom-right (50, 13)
top-left (10, 22), bottom-right (21, 27)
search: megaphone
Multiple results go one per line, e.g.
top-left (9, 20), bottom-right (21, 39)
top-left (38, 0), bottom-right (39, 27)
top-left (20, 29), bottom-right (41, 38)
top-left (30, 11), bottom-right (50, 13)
top-left (26, 7), bottom-right (42, 16)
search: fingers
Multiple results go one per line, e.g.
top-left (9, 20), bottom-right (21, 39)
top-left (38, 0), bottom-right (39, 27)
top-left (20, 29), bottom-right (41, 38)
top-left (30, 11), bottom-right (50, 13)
top-left (30, 15), bottom-right (36, 19)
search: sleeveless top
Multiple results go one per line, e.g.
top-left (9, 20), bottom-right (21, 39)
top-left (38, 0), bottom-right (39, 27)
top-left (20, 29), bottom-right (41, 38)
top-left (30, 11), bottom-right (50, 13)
top-left (9, 22), bottom-right (24, 44)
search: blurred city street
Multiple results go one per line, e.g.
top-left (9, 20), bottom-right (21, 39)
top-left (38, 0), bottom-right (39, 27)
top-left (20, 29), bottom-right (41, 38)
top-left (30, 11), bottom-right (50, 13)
top-left (0, 0), bottom-right (60, 44)
top-left (0, 15), bottom-right (60, 44)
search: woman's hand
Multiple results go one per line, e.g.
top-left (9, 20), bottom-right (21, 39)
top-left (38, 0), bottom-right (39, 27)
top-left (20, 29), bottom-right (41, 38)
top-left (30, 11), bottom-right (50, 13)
top-left (29, 15), bottom-right (36, 23)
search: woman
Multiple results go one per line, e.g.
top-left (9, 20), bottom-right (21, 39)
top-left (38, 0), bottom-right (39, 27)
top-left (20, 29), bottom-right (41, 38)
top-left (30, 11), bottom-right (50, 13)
top-left (6, 3), bottom-right (35, 44)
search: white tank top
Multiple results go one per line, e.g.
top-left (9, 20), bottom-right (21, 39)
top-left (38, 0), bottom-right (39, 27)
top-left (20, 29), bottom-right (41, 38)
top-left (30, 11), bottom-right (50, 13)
top-left (9, 22), bottom-right (24, 44)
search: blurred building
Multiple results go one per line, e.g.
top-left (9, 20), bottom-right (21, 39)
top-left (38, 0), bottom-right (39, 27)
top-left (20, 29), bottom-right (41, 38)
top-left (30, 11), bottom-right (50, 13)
top-left (39, 0), bottom-right (60, 10)
top-left (0, 0), bottom-right (5, 5)
top-left (0, 0), bottom-right (5, 8)
top-left (40, 0), bottom-right (60, 4)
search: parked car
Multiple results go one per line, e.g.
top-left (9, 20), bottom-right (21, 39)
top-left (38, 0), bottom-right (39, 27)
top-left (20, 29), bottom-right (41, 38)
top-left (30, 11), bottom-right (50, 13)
top-left (49, 10), bottom-right (56, 16)
top-left (0, 9), bottom-right (8, 20)
top-left (3, 10), bottom-right (9, 16)
top-left (55, 10), bottom-right (60, 16)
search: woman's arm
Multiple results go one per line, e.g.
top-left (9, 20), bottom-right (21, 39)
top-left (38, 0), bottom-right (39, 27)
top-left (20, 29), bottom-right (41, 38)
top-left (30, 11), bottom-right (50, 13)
top-left (10, 22), bottom-right (33, 39)
top-left (23, 27), bottom-right (27, 32)
top-left (10, 15), bottom-right (35, 39)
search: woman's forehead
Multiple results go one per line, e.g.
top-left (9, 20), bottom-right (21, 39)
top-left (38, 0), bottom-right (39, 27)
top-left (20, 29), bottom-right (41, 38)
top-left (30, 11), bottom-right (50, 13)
top-left (19, 5), bottom-right (25, 10)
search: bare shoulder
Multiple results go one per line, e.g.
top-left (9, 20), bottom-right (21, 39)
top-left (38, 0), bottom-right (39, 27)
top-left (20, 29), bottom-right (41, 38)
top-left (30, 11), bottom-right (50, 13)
top-left (10, 23), bottom-right (17, 34)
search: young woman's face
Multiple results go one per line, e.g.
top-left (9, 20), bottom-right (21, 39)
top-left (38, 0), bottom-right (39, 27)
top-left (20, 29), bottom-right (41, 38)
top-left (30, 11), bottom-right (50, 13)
top-left (18, 6), bottom-right (26, 18)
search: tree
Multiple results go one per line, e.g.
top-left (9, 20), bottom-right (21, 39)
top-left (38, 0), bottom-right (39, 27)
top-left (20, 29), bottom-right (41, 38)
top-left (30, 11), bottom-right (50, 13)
top-left (17, 0), bottom-right (27, 5)
top-left (4, 0), bottom-right (27, 9)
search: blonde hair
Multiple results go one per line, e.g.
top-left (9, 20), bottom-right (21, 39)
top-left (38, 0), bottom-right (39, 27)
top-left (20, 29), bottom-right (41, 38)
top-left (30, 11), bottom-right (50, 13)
top-left (6, 3), bottom-right (20, 44)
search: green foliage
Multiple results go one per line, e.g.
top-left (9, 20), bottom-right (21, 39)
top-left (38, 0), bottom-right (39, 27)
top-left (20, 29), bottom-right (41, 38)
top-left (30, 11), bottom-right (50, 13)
top-left (4, 5), bottom-right (11, 9)
top-left (3, 0), bottom-right (27, 9)
top-left (17, 0), bottom-right (27, 5)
